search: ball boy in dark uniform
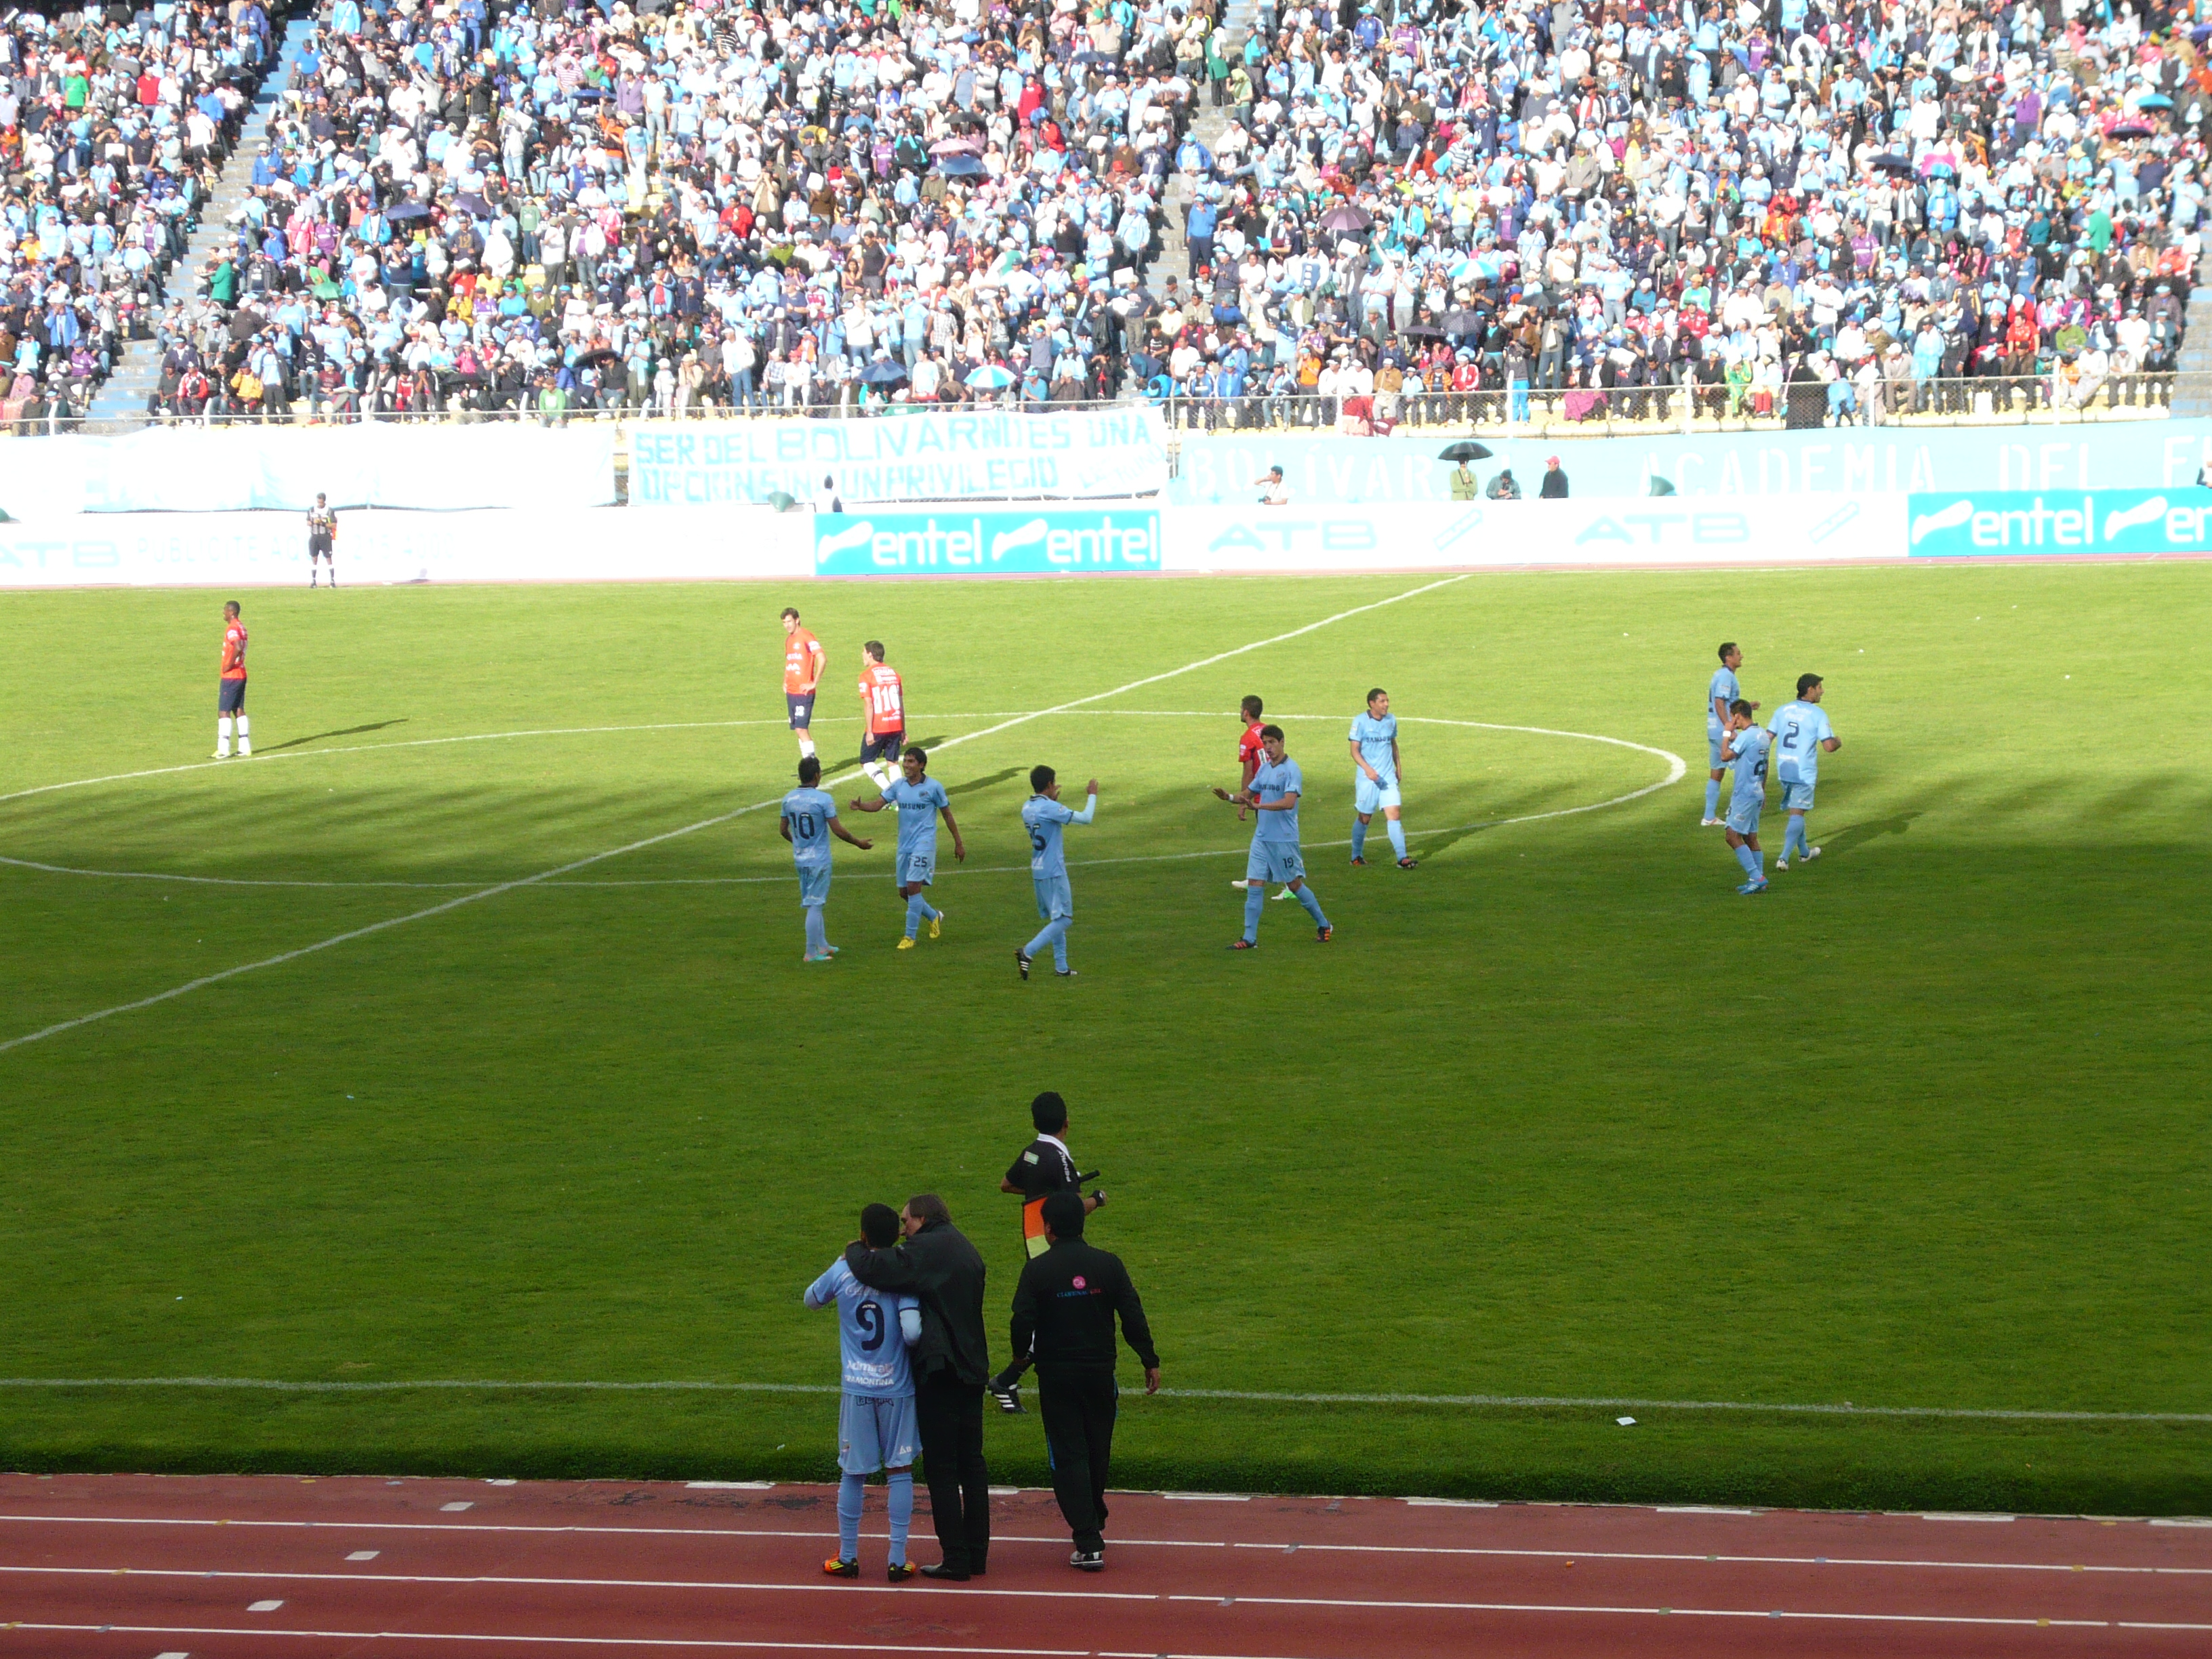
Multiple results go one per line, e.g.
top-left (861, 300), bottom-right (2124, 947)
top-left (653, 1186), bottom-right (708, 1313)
top-left (987, 1091), bottom-right (1102, 1415)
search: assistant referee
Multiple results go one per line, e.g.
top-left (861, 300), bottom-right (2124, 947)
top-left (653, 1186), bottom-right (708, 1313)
top-left (1008, 1192), bottom-right (1159, 1573)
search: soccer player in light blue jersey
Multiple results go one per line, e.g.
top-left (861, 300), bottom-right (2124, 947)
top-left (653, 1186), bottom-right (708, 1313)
top-left (1017, 764), bottom-right (1098, 981)
top-left (851, 747), bottom-right (965, 948)
top-left (1766, 674), bottom-right (1841, 870)
top-left (805, 1202), bottom-right (923, 1582)
top-left (1348, 687), bottom-right (1416, 869)
top-left (1213, 724), bottom-right (1332, 947)
top-left (1704, 642), bottom-right (1757, 826)
top-left (781, 756), bottom-right (874, 962)
top-left (1720, 700), bottom-right (1771, 893)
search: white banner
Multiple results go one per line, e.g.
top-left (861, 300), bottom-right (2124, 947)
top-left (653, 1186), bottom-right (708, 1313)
top-left (1161, 495), bottom-right (1908, 572)
top-left (0, 504), bottom-right (808, 588)
top-left (0, 424), bottom-right (618, 518)
top-left (627, 407), bottom-right (1169, 507)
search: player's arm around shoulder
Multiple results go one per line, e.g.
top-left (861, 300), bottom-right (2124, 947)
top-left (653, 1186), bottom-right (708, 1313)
top-left (897, 1294), bottom-right (922, 1347)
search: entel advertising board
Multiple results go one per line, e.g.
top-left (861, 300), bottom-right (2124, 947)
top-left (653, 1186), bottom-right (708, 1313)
top-left (814, 509), bottom-right (1165, 575)
top-left (1906, 488), bottom-right (2212, 556)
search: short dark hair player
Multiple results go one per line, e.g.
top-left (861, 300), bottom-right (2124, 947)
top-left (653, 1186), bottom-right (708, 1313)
top-left (987, 1090), bottom-right (1103, 1415)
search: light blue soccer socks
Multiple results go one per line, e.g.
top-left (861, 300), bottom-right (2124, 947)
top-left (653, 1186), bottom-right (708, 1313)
top-left (1294, 885), bottom-right (1328, 928)
top-left (1025, 916), bottom-right (1071, 972)
top-left (886, 1469), bottom-right (914, 1566)
top-left (1386, 819), bottom-right (1408, 861)
top-left (1243, 885), bottom-right (1265, 941)
top-left (1734, 844), bottom-right (1761, 880)
top-left (1351, 818), bottom-right (1368, 859)
top-left (1704, 778), bottom-right (1722, 818)
top-left (804, 907), bottom-right (829, 958)
top-left (904, 893), bottom-right (939, 938)
top-left (1784, 817), bottom-right (1809, 860)
top-left (838, 1473), bottom-right (865, 1562)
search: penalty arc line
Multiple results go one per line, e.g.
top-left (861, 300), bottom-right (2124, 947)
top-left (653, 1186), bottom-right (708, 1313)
top-left (0, 712), bottom-right (1685, 892)
top-left (0, 1377), bottom-right (2202, 1425)
top-left (0, 575), bottom-right (1469, 1055)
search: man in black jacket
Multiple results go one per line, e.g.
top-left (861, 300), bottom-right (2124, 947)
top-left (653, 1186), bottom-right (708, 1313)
top-left (845, 1195), bottom-right (992, 1580)
top-left (1009, 1193), bottom-right (1160, 1572)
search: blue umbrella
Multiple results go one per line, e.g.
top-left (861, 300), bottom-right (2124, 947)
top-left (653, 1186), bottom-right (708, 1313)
top-left (861, 358), bottom-right (907, 384)
top-left (937, 154), bottom-right (986, 178)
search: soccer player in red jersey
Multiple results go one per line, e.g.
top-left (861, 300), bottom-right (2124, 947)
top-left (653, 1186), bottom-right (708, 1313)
top-left (214, 600), bottom-right (251, 758)
top-left (1227, 694), bottom-right (1290, 900)
top-left (781, 607), bottom-right (827, 762)
top-left (857, 641), bottom-right (905, 790)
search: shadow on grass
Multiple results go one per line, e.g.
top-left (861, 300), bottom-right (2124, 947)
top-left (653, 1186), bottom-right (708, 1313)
top-left (1820, 811), bottom-right (1923, 857)
top-left (260, 719), bottom-right (409, 754)
top-left (947, 767), bottom-right (1026, 799)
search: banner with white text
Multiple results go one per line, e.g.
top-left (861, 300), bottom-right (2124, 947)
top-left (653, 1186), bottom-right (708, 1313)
top-left (628, 407), bottom-right (1170, 507)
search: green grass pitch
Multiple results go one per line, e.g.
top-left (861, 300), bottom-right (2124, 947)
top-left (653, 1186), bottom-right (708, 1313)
top-left (2, 565), bottom-right (2207, 1515)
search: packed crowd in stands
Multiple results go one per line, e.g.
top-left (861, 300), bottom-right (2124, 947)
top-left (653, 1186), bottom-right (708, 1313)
top-left (1, 1), bottom-right (281, 432)
top-left (91, 0), bottom-right (2212, 430)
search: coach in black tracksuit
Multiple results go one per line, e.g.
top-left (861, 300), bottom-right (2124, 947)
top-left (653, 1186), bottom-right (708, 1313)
top-left (1009, 1192), bottom-right (1160, 1570)
top-left (845, 1194), bottom-right (993, 1580)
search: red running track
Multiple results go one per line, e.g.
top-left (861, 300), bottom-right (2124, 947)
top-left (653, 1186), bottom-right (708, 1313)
top-left (0, 1473), bottom-right (2207, 1658)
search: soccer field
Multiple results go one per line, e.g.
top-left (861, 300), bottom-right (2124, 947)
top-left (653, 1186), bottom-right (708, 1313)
top-left (3, 565), bottom-right (2208, 1515)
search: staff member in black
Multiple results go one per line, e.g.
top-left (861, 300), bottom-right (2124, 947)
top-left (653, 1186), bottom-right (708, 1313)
top-left (307, 493), bottom-right (337, 588)
top-left (1010, 1192), bottom-right (1160, 1573)
top-left (989, 1091), bottom-right (1104, 1416)
top-left (844, 1194), bottom-right (993, 1581)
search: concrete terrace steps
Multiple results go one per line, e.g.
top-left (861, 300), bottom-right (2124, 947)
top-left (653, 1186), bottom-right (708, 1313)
top-left (1145, 0), bottom-right (1253, 304)
top-left (87, 15), bottom-right (318, 428)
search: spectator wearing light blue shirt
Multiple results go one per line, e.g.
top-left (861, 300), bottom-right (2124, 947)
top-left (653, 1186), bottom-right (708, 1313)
top-left (1017, 765), bottom-right (1097, 980)
top-left (1766, 674), bottom-right (1841, 869)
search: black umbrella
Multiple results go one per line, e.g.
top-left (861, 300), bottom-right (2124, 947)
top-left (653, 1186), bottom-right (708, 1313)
top-left (578, 346), bottom-right (621, 367)
top-left (2110, 120), bottom-right (2155, 139)
top-left (385, 201), bottom-right (432, 222)
top-left (1868, 153), bottom-right (1914, 175)
top-left (1441, 307), bottom-right (1483, 336)
top-left (1437, 441), bottom-right (1494, 462)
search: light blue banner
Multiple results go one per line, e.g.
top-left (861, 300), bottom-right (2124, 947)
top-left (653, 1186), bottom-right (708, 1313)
top-left (814, 509), bottom-right (1164, 575)
top-left (1906, 488), bottom-right (2212, 556)
top-left (1169, 420), bottom-right (2212, 505)
top-left (633, 407), bottom-right (1168, 507)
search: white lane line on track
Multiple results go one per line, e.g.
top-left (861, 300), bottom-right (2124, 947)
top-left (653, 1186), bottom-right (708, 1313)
top-left (5, 1564), bottom-right (2194, 1633)
top-left (1, 1376), bottom-right (2205, 1426)
top-left (0, 576), bottom-right (1469, 1054)
top-left (0, 710), bottom-right (1684, 891)
top-left (3, 1514), bottom-right (2201, 1577)
top-left (0, 1626), bottom-right (1093, 1657)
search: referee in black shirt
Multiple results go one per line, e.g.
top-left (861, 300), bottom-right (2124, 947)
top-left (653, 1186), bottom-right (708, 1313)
top-left (1009, 1192), bottom-right (1159, 1572)
top-left (989, 1091), bottom-right (1103, 1415)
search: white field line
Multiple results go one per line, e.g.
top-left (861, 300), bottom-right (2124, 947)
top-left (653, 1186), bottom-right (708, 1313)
top-left (6, 1512), bottom-right (2203, 1577)
top-left (1, 1564), bottom-right (2196, 1633)
top-left (1, 709), bottom-right (1681, 892)
top-left (0, 1377), bottom-right (2203, 1425)
top-left (0, 577), bottom-right (1467, 1054)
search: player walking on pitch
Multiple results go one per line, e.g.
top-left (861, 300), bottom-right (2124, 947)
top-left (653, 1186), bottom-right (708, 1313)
top-left (213, 601), bottom-right (251, 758)
top-left (781, 756), bottom-right (874, 962)
top-left (853, 747), bottom-right (964, 948)
top-left (306, 494), bottom-right (337, 587)
top-left (1720, 701), bottom-right (1771, 893)
top-left (1703, 643), bottom-right (1755, 825)
top-left (857, 641), bottom-right (906, 790)
top-left (1213, 725), bottom-right (1331, 947)
top-left (782, 607), bottom-right (827, 762)
top-left (1017, 766), bottom-right (1097, 980)
top-left (1227, 695), bottom-right (1296, 901)
top-left (1767, 675), bottom-right (1841, 869)
top-left (805, 1202), bottom-right (922, 1582)
top-left (1349, 687), bottom-right (1416, 868)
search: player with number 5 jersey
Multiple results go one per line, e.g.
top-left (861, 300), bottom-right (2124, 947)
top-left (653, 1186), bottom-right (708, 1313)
top-left (780, 756), bottom-right (874, 963)
top-left (1017, 765), bottom-right (1099, 980)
